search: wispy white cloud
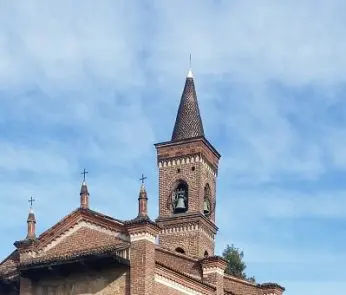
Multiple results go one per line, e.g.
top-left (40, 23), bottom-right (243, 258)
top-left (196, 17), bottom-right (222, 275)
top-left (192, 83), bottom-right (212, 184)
top-left (0, 142), bottom-right (75, 174)
top-left (0, 1), bottom-right (345, 294)
top-left (150, 0), bottom-right (346, 85)
top-left (218, 189), bottom-right (346, 221)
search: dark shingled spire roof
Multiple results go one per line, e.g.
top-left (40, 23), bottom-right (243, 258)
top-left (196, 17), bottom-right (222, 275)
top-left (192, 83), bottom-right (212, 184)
top-left (171, 69), bottom-right (205, 141)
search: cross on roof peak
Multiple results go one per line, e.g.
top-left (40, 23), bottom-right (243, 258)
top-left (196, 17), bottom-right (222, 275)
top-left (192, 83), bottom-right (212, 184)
top-left (81, 168), bottom-right (88, 181)
top-left (28, 196), bottom-right (35, 208)
top-left (139, 173), bottom-right (147, 184)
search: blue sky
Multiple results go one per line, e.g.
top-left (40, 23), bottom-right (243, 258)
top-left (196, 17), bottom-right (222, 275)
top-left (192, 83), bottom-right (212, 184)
top-left (0, 1), bottom-right (345, 294)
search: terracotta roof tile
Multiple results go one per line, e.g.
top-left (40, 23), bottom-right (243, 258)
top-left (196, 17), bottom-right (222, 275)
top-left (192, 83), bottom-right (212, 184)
top-left (0, 250), bottom-right (19, 281)
top-left (20, 243), bottom-right (130, 269)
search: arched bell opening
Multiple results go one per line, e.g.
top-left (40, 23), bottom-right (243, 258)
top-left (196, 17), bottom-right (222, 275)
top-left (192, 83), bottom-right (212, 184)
top-left (203, 184), bottom-right (211, 217)
top-left (172, 180), bottom-right (188, 214)
top-left (176, 247), bottom-right (185, 254)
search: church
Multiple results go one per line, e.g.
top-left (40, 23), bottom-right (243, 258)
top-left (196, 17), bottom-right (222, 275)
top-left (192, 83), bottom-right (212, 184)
top-left (0, 69), bottom-right (285, 295)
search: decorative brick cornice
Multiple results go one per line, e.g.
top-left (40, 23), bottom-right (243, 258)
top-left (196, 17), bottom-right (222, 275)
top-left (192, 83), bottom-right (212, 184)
top-left (158, 154), bottom-right (217, 176)
top-left (155, 136), bottom-right (221, 160)
top-left (126, 216), bottom-right (160, 244)
top-left (160, 223), bottom-right (215, 242)
top-left (202, 266), bottom-right (224, 276)
top-left (156, 212), bottom-right (218, 233)
top-left (129, 232), bottom-right (156, 243)
top-left (200, 255), bottom-right (228, 275)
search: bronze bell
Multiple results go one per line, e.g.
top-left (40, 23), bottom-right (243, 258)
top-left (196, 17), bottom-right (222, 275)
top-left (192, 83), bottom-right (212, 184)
top-left (203, 199), bottom-right (210, 215)
top-left (175, 196), bottom-right (186, 212)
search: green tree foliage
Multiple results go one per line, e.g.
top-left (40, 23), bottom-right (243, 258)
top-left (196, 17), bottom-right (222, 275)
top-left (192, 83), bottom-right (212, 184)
top-left (222, 244), bottom-right (255, 282)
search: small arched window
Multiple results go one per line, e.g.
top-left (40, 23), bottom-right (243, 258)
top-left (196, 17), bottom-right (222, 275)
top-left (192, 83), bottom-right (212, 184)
top-left (172, 181), bottom-right (188, 213)
top-left (176, 247), bottom-right (185, 254)
top-left (203, 184), bottom-right (211, 217)
top-left (204, 250), bottom-right (209, 257)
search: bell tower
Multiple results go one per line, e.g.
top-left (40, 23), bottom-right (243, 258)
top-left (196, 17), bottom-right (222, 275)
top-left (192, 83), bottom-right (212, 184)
top-left (155, 69), bottom-right (220, 258)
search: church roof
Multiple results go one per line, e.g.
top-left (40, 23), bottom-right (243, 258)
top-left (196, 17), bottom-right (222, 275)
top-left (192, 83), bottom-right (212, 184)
top-left (171, 69), bottom-right (205, 141)
top-left (20, 242), bottom-right (130, 270)
top-left (0, 250), bottom-right (19, 281)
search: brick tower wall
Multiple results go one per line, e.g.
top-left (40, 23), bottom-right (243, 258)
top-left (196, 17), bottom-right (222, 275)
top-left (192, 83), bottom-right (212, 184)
top-left (158, 157), bottom-right (216, 221)
top-left (157, 153), bottom-right (217, 258)
top-left (158, 224), bottom-right (215, 257)
top-left (156, 139), bottom-right (219, 258)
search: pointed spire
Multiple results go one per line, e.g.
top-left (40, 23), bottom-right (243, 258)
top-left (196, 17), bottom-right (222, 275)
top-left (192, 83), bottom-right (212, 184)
top-left (80, 168), bottom-right (90, 209)
top-left (138, 174), bottom-right (148, 217)
top-left (26, 198), bottom-right (36, 240)
top-left (171, 66), bottom-right (205, 141)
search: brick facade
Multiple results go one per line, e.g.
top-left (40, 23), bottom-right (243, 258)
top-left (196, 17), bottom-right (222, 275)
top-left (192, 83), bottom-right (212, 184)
top-left (127, 220), bottom-right (160, 295)
top-left (31, 265), bottom-right (129, 295)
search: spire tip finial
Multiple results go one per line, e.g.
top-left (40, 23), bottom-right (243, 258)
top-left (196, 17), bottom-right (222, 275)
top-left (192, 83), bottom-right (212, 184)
top-left (187, 54), bottom-right (193, 78)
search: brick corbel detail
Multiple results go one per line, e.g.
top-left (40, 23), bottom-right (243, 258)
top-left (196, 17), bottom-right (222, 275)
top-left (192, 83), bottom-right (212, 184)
top-left (200, 256), bottom-right (227, 295)
top-left (14, 238), bottom-right (38, 264)
top-left (259, 283), bottom-right (285, 295)
top-left (127, 220), bottom-right (160, 295)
